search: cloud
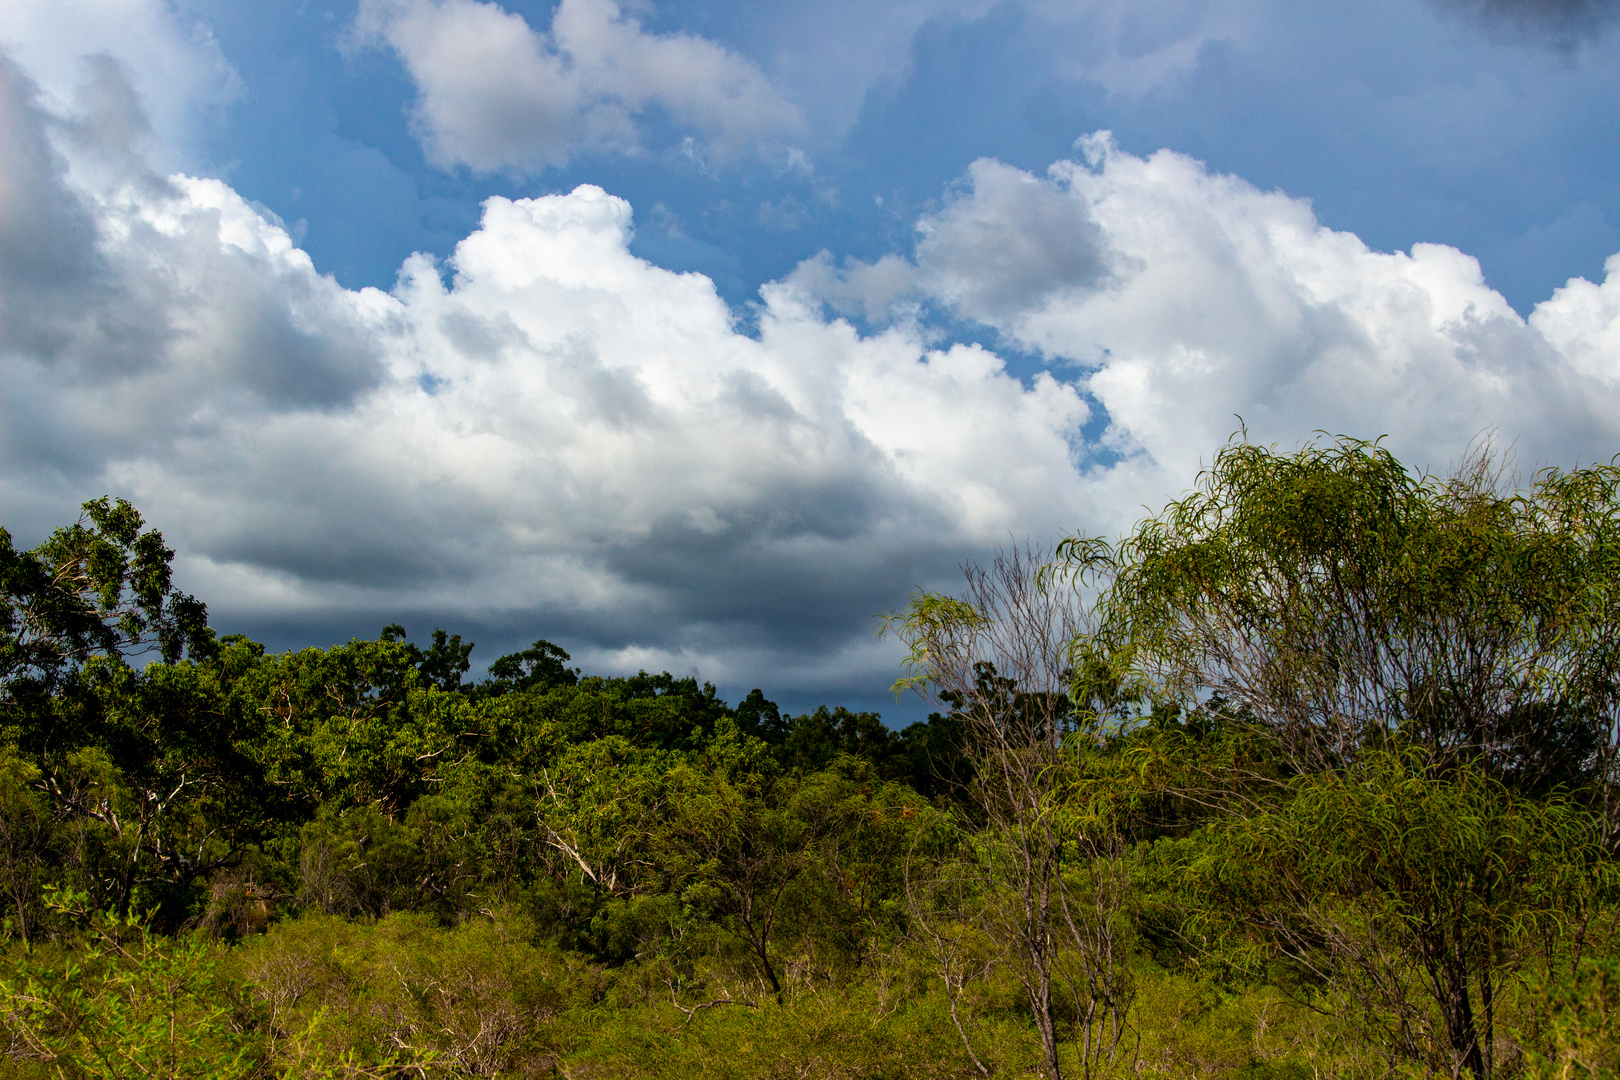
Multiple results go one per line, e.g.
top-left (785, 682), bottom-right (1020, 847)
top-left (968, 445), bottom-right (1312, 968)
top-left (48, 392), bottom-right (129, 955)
top-left (9, 42), bottom-right (1620, 703)
top-left (787, 157), bottom-right (1113, 324)
top-left (0, 55), bottom-right (104, 362)
top-left (0, 53), bottom-right (390, 482)
top-left (0, 50), bottom-right (1086, 698)
top-left (785, 252), bottom-right (920, 325)
top-left (1430, 0), bottom-right (1620, 46)
top-left (354, 0), bottom-right (805, 172)
top-left (795, 134), bottom-right (1620, 526)
top-left (1005, 138), bottom-right (1619, 491)
top-left (916, 158), bottom-right (1113, 322)
top-left (0, 0), bottom-right (238, 170)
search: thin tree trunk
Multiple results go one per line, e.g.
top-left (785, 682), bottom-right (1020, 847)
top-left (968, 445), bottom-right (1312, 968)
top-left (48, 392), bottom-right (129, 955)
top-left (1441, 958), bottom-right (1485, 1080)
top-left (1033, 955), bottom-right (1062, 1080)
top-left (946, 982), bottom-right (993, 1077)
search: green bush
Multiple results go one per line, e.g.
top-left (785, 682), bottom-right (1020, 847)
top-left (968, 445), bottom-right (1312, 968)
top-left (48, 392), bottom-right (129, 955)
top-left (0, 902), bottom-right (255, 1079)
top-left (227, 909), bottom-right (593, 1077)
top-left (1520, 957), bottom-right (1620, 1080)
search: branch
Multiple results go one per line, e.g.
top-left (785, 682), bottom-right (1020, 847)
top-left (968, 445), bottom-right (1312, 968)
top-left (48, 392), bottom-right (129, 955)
top-left (668, 981), bottom-right (757, 1027)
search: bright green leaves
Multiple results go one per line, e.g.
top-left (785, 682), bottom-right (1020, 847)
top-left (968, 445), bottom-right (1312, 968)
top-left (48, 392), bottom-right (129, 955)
top-left (881, 591), bottom-right (989, 700)
top-left (1520, 957), bottom-right (1620, 1079)
top-left (880, 435), bottom-right (1620, 1079)
top-left (535, 735), bottom-right (678, 901)
top-left (524, 721), bottom-right (935, 1004)
top-left (1083, 436), bottom-right (1620, 1078)
top-left (238, 634), bottom-right (474, 814)
top-left (0, 896), bottom-right (255, 1079)
top-left (1197, 752), bottom-right (1610, 955)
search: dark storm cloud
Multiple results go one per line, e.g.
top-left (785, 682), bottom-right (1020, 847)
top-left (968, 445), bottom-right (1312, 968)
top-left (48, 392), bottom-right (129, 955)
top-left (1432, 0), bottom-right (1620, 44)
top-left (597, 481), bottom-right (959, 650)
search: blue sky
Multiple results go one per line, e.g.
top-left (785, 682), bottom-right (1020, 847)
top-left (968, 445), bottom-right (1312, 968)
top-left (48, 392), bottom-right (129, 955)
top-left (4, 0), bottom-right (1620, 719)
top-left (192, 0), bottom-right (1620, 311)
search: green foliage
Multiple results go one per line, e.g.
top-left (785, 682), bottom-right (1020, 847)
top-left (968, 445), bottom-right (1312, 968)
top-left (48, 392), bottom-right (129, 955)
top-left (0, 895), bottom-right (254, 1078)
top-left (382, 624), bottom-right (475, 692)
top-left (1093, 435), bottom-right (1620, 791)
top-left (1519, 957), bottom-right (1620, 1079)
top-left (1190, 752), bottom-right (1614, 1072)
top-left (0, 751), bottom-right (51, 947)
top-left (1066, 434), bottom-right (1620, 1078)
top-left (226, 910), bottom-right (582, 1077)
top-left (0, 451), bottom-right (1616, 1079)
top-left (0, 497), bottom-right (212, 704)
top-left (483, 638), bottom-right (578, 695)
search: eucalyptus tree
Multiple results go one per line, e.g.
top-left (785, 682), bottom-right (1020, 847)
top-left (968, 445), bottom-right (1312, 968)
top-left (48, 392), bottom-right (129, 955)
top-left (1086, 435), bottom-right (1620, 1078)
top-left (0, 499), bottom-right (237, 921)
top-left (1090, 436), bottom-right (1620, 797)
top-left (0, 497), bottom-right (212, 705)
top-left (885, 546), bottom-right (1136, 1080)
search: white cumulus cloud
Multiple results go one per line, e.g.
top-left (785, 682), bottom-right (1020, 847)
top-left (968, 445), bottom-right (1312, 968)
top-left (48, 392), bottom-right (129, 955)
top-left (0, 0), bottom-right (237, 171)
top-left (797, 134), bottom-right (1620, 529)
top-left (354, 0), bottom-right (805, 172)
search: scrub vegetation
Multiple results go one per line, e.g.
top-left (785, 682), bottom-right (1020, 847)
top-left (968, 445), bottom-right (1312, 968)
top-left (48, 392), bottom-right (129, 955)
top-left (0, 436), bottom-right (1616, 1079)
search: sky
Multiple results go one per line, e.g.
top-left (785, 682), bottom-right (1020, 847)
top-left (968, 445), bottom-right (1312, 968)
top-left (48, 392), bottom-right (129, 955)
top-left (3, 0), bottom-right (1620, 720)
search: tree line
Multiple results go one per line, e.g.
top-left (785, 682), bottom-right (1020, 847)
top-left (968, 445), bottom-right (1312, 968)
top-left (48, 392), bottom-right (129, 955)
top-left (0, 437), bottom-right (1615, 1078)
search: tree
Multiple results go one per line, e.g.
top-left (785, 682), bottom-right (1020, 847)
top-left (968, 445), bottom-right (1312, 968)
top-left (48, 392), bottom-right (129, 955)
top-left (1093, 435), bottom-right (1620, 799)
top-left (884, 545), bottom-right (1136, 1080)
top-left (483, 638), bottom-right (578, 695)
top-left (657, 722), bottom-right (813, 1004)
top-left (1090, 435), bottom-right (1620, 1078)
top-left (243, 633), bottom-right (472, 815)
top-left (0, 897), bottom-right (256, 1078)
top-left (0, 497), bottom-right (213, 706)
top-left (381, 624), bottom-right (475, 692)
top-left (44, 658), bottom-right (265, 922)
top-left (1194, 751), bottom-right (1613, 1079)
top-left (0, 499), bottom-right (234, 922)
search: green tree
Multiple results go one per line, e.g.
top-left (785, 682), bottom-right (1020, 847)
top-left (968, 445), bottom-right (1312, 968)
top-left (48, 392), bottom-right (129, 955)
top-left (0, 750), bottom-right (53, 944)
top-left (381, 624), bottom-right (475, 692)
top-left (884, 545), bottom-right (1137, 1080)
top-left (0, 500), bottom-right (241, 923)
top-left (1092, 435), bottom-right (1620, 797)
top-left (241, 633), bottom-right (471, 815)
top-left (0, 895), bottom-right (255, 1078)
top-left (1194, 751), bottom-right (1614, 1078)
top-left (657, 722), bottom-right (811, 1003)
top-left (483, 638), bottom-right (578, 695)
top-left (1090, 435), bottom-right (1620, 1078)
top-left (43, 657), bottom-right (264, 922)
top-left (0, 497), bottom-right (212, 706)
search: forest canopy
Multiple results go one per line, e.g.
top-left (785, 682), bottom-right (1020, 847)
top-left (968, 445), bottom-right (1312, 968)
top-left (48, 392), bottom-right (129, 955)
top-left (0, 435), bottom-right (1615, 1080)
